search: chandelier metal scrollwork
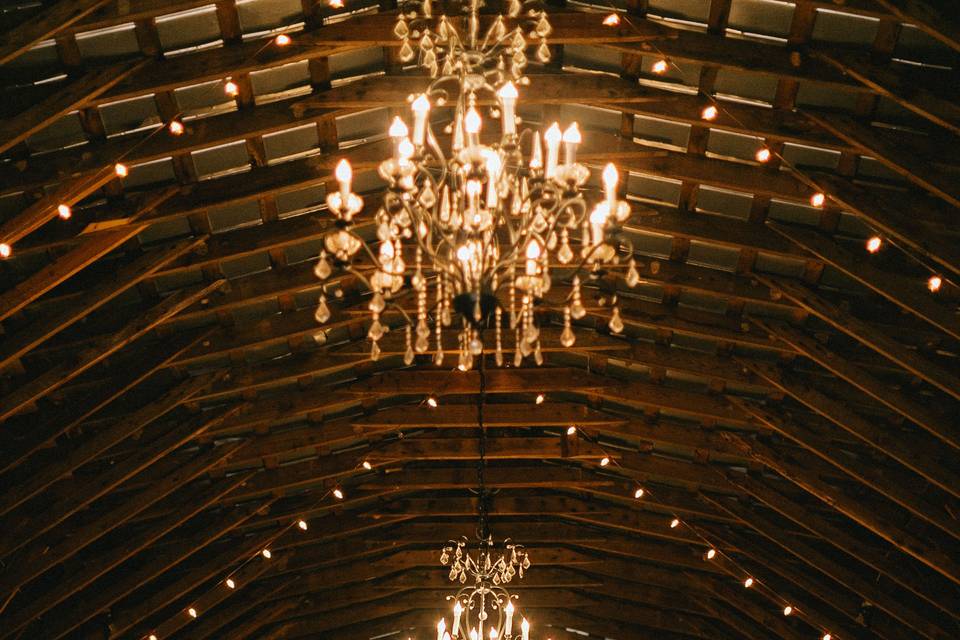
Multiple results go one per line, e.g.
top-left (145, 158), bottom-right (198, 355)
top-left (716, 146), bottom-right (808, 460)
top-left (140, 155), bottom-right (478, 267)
top-left (313, 0), bottom-right (639, 370)
top-left (437, 537), bottom-right (532, 640)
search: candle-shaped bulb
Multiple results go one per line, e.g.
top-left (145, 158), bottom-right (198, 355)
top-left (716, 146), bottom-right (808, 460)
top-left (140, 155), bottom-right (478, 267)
top-left (497, 82), bottom-right (518, 136)
top-left (470, 630), bottom-right (478, 640)
top-left (465, 106), bottom-right (482, 146)
top-left (452, 600), bottom-right (464, 637)
top-left (530, 133), bottom-right (543, 169)
top-left (602, 162), bottom-right (618, 209)
top-left (504, 600), bottom-right (515, 636)
top-left (438, 618), bottom-right (447, 640)
top-left (443, 634), bottom-right (451, 640)
top-left (389, 116), bottom-right (409, 138)
top-left (562, 122), bottom-right (581, 165)
top-left (489, 629), bottom-right (497, 640)
top-left (544, 122), bottom-right (561, 178)
top-left (398, 138), bottom-right (415, 161)
top-left (411, 94), bottom-right (430, 145)
top-left (520, 618), bottom-right (530, 640)
top-left (526, 239), bottom-right (542, 260)
top-left (335, 159), bottom-right (352, 201)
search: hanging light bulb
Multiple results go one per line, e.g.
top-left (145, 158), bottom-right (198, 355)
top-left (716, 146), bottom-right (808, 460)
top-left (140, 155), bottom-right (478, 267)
top-left (0, 243), bottom-right (10, 258)
top-left (298, 519), bottom-right (308, 530)
top-left (225, 578), bottom-right (236, 589)
top-left (634, 487), bottom-right (644, 499)
top-left (652, 59), bottom-right (668, 74)
top-left (866, 236), bottom-right (882, 253)
top-left (755, 147), bottom-right (771, 163)
top-left (603, 13), bottom-right (620, 26)
top-left (224, 79), bottom-right (239, 96)
top-left (535, 393), bottom-right (545, 405)
top-left (362, 460), bottom-right (372, 470)
top-left (187, 607), bottom-right (198, 618)
top-left (57, 203), bottom-right (72, 219)
top-left (427, 395), bottom-right (439, 408)
top-left (566, 426), bottom-right (577, 435)
top-left (928, 275), bottom-right (943, 292)
top-left (600, 457), bottom-right (610, 466)
top-left (275, 33), bottom-right (291, 46)
top-left (333, 487), bottom-right (344, 499)
top-left (705, 549), bottom-right (717, 560)
top-left (168, 120), bottom-right (184, 135)
top-left (261, 549), bottom-right (272, 559)
top-left (701, 105), bottom-right (718, 121)
top-left (783, 605), bottom-right (793, 616)
top-left (114, 162), bottom-right (128, 177)
top-left (810, 192), bottom-right (826, 207)
top-left (743, 577), bottom-right (754, 588)
top-left (670, 518), bottom-right (680, 528)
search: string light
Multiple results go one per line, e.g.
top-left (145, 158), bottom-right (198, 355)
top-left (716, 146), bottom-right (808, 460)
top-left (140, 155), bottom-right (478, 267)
top-left (224, 79), bottom-right (239, 96)
top-left (810, 192), bottom-right (826, 208)
top-left (822, 634), bottom-right (832, 640)
top-left (427, 395), bottom-right (438, 408)
top-left (602, 13), bottom-right (620, 26)
top-left (755, 147), bottom-right (771, 163)
top-left (866, 236), bottom-right (882, 253)
top-left (743, 577), bottom-right (754, 588)
top-left (633, 487), bottom-right (644, 499)
top-left (0, 243), bottom-right (10, 259)
top-left (57, 204), bottom-right (72, 220)
top-left (261, 548), bottom-right (272, 559)
top-left (225, 578), bottom-right (236, 589)
top-left (535, 393), bottom-right (545, 404)
top-left (187, 607), bottom-right (198, 618)
top-left (566, 426), bottom-right (577, 435)
top-left (705, 548), bottom-right (717, 560)
top-left (783, 605), bottom-right (793, 616)
top-left (114, 162), bottom-right (128, 177)
top-left (275, 34), bottom-right (291, 46)
top-left (328, 0), bottom-right (344, 7)
top-left (651, 59), bottom-right (668, 74)
top-left (168, 120), bottom-right (184, 136)
top-left (297, 519), bottom-right (308, 530)
top-left (599, 456), bottom-right (610, 466)
top-left (670, 518), bottom-right (680, 528)
top-left (701, 105), bottom-right (718, 121)
top-left (149, 635), bottom-right (157, 640)
top-left (362, 460), bottom-right (373, 470)
top-left (333, 487), bottom-right (344, 499)
top-left (928, 275), bottom-right (942, 292)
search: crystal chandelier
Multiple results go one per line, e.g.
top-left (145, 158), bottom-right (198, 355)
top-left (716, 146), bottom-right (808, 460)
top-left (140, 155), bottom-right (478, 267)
top-left (436, 537), bottom-right (533, 640)
top-left (313, 0), bottom-right (638, 369)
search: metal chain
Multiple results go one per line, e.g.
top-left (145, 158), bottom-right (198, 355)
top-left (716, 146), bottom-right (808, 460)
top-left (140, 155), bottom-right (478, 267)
top-left (476, 352), bottom-right (489, 540)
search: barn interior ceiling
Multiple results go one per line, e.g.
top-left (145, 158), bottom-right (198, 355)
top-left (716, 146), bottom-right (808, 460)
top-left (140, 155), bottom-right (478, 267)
top-left (0, 1), bottom-right (958, 639)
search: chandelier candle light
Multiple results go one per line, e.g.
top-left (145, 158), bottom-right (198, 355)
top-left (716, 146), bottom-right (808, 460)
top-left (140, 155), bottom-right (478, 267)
top-left (437, 537), bottom-right (532, 640)
top-left (314, 0), bottom-right (639, 369)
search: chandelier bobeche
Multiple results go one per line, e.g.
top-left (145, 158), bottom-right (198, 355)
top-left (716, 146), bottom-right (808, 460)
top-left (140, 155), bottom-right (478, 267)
top-left (314, 0), bottom-right (639, 369)
top-left (437, 537), bottom-right (533, 640)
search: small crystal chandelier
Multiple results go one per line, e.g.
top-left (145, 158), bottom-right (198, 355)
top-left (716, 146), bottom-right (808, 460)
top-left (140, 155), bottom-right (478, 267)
top-left (314, 0), bottom-right (638, 370)
top-left (437, 537), bottom-right (532, 640)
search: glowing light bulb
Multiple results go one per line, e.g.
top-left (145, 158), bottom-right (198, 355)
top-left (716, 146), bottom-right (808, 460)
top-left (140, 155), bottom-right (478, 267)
top-left (334, 159), bottom-right (352, 201)
top-left (652, 59), bottom-right (668, 74)
top-left (398, 138), bottom-right (415, 160)
top-left (226, 578), bottom-right (236, 589)
top-left (114, 163), bottom-right (128, 177)
top-left (275, 33), bottom-right (291, 46)
top-left (525, 239), bottom-right (542, 260)
top-left (224, 80), bottom-right (239, 96)
top-left (329, 0), bottom-right (344, 7)
top-left (567, 426), bottom-right (577, 435)
top-left (928, 275), bottom-right (943, 292)
top-left (603, 13), bottom-right (620, 26)
top-left (0, 243), bottom-right (11, 258)
top-left (427, 395), bottom-right (438, 408)
top-left (535, 393), bottom-right (545, 404)
top-left (298, 519), bottom-right (308, 530)
top-left (544, 122), bottom-right (562, 178)
top-left (57, 203), bottom-right (71, 220)
top-left (701, 105), bottom-right (718, 121)
top-left (810, 192), bottom-right (826, 208)
top-left (188, 607), bottom-right (198, 618)
top-left (602, 163), bottom-right (618, 210)
top-left (521, 618), bottom-right (530, 640)
top-left (755, 147), bottom-right (771, 163)
top-left (464, 107), bottom-right (482, 137)
top-left (168, 120), bottom-right (184, 135)
top-left (706, 549), bottom-right (716, 560)
top-left (362, 460), bottom-right (372, 470)
top-left (744, 577), bottom-right (754, 588)
top-left (489, 629), bottom-right (498, 640)
top-left (866, 236), bottom-right (882, 253)
top-left (438, 618), bottom-right (446, 640)
top-left (149, 635), bottom-right (158, 640)
top-left (783, 605), bottom-right (793, 616)
top-left (670, 518), bottom-right (680, 528)
top-left (562, 122), bottom-right (581, 164)
top-left (600, 457), bottom-right (610, 466)
top-left (261, 549), bottom-right (272, 559)
top-left (823, 634), bottom-right (832, 640)
top-left (333, 488), bottom-right (344, 499)
top-left (411, 93), bottom-right (431, 145)
top-left (634, 487), bottom-right (644, 499)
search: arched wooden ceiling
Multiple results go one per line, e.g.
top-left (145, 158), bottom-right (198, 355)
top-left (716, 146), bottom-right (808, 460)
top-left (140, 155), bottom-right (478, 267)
top-left (0, 1), bottom-right (958, 639)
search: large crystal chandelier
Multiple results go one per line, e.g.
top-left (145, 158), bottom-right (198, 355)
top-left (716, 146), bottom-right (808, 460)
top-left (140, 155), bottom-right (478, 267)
top-left (436, 537), bottom-right (533, 640)
top-left (313, 0), bottom-right (638, 369)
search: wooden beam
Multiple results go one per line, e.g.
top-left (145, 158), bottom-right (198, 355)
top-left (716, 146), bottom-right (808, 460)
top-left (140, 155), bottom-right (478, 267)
top-left (723, 432), bottom-right (960, 586)
top-left (728, 472), bottom-right (960, 619)
top-left (768, 222), bottom-right (960, 342)
top-left (705, 494), bottom-right (954, 640)
top-left (0, 427), bottom-right (245, 597)
top-left (873, 0), bottom-right (960, 52)
top-left (0, 0), bottom-right (113, 65)
top-left (754, 318), bottom-right (960, 452)
top-left (0, 278), bottom-right (225, 421)
top-left (0, 374), bottom-right (220, 519)
top-left (805, 111), bottom-right (960, 208)
top-left (756, 274), bottom-right (960, 403)
top-left (0, 235), bottom-right (206, 373)
top-left (0, 471), bottom-right (255, 639)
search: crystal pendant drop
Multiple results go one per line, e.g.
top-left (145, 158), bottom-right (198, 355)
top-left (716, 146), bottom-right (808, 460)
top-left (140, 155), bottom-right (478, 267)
top-left (560, 308), bottom-right (576, 347)
top-left (369, 292), bottom-right (385, 313)
top-left (534, 14), bottom-right (551, 37)
top-left (608, 306), bottom-right (624, 334)
top-left (313, 254), bottom-right (331, 280)
top-left (399, 39), bottom-right (415, 62)
top-left (557, 232), bottom-right (573, 264)
top-left (536, 40), bottom-right (551, 63)
top-left (368, 318), bottom-right (385, 341)
top-left (314, 295), bottom-right (331, 323)
top-left (513, 347), bottom-right (523, 366)
top-left (404, 325), bottom-right (415, 365)
top-left (626, 258), bottom-right (640, 287)
top-left (394, 19), bottom-right (409, 38)
top-left (415, 332), bottom-right (430, 353)
top-left (370, 340), bottom-right (381, 361)
top-left (533, 342), bottom-right (543, 365)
